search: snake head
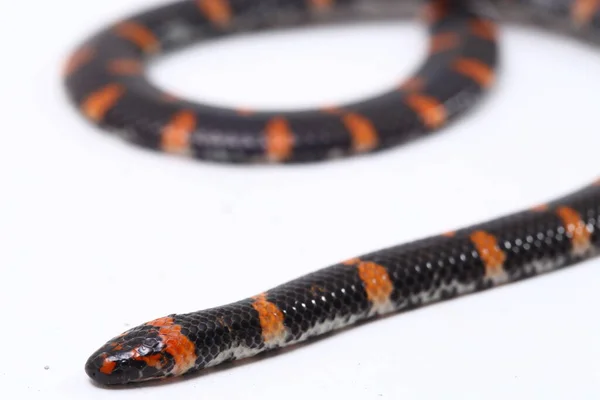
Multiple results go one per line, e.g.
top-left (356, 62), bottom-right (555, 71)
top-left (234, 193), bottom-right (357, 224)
top-left (85, 316), bottom-right (197, 385)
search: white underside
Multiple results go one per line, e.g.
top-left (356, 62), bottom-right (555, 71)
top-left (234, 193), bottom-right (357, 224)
top-left (204, 245), bottom-right (596, 369)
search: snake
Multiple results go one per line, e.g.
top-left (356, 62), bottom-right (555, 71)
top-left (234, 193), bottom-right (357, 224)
top-left (64, 0), bottom-right (600, 386)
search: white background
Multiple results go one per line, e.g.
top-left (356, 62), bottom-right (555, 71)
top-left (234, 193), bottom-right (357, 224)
top-left (1, 0), bottom-right (600, 399)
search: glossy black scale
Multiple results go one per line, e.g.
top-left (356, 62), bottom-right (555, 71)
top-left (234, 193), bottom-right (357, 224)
top-left (64, 0), bottom-right (498, 163)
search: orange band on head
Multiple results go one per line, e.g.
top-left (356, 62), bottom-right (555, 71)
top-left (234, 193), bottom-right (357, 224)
top-left (146, 317), bottom-right (197, 375)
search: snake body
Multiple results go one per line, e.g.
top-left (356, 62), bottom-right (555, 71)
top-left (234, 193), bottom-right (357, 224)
top-left (64, 0), bottom-right (600, 386)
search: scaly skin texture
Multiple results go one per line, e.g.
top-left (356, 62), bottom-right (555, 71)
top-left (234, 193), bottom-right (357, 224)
top-left (64, 0), bottom-right (600, 386)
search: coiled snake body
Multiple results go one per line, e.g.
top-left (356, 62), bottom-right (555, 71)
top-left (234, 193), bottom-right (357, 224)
top-left (64, 0), bottom-right (600, 386)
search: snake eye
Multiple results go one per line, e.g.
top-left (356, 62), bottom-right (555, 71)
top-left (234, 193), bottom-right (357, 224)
top-left (142, 338), bottom-right (164, 351)
top-left (137, 345), bottom-right (151, 356)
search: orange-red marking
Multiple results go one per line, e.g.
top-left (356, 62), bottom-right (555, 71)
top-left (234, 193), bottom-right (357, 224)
top-left (110, 342), bottom-right (124, 351)
top-left (572, 0), bottom-right (600, 26)
top-left (114, 21), bottom-right (160, 54)
top-left (429, 32), bottom-right (460, 54)
top-left (146, 317), bottom-right (197, 375)
top-left (81, 83), bottom-right (124, 122)
top-left (556, 206), bottom-right (592, 254)
top-left (161, 110), bottom-right (197, 154)
top-left (453, 58), bottom-right (495, 88)
top-left (531, 204), bottom-right (549, 212)
top-left (405, 93), bottom-right (447, 129)
top-left (399, 76), bottom-right (425, 92)
top-left (341, 113), bottom-right (379, 152)
top-left (251, 293), bottom-right (286, 344)
top-left (161, 92), bottom-right (180, 103)
top-left (236, 108), bottom-right (255, 116)
top-left (323, 108), bottom-right (378, 151)
top-left (321, 106), bottom-right (343, 115)
top-left (422, 0), bottom-right (449, 24)
top-left (100, 355), bottom-right (117, 374)
top-left (317, 108), bottom-right (381, 153)
top-left (470, 19), bottom-right (497, 41)
top-left (469, 230), bottom-right (507, 278)
top-left (342, 257), bottom-right (361, 266)
top-left (356, 261), bottom-right (394, 306)
top-left (343, 258), bottom-right (393, 308)
top-left (309, 0), bottom-right (334, 11)
top-left (196, 0), bottom-right (232, 27)
top-left (64, 46), bottom-right (94, 76)
top-left (442, 231), bottom-right (456, 238)
top-left (133, 351), bottom-right (165, 370)
top-left (265, 117), bottom-right (294, 162)
top-left (107, 58), bottom-right (143, 75)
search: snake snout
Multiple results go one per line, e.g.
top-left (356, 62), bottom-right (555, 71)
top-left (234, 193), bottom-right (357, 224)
top-left (84, 349), bottom-right (136, 385)
top-left (84, 332), bottom-right (170, 385)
